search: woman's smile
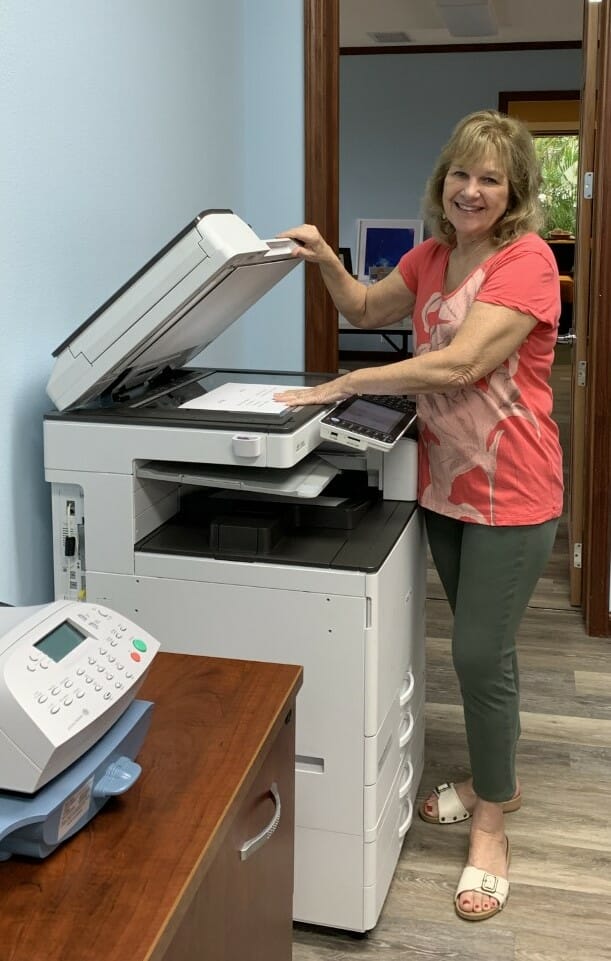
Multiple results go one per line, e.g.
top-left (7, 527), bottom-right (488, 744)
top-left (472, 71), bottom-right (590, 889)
top-left (443, 157), bottom-right (509, 242)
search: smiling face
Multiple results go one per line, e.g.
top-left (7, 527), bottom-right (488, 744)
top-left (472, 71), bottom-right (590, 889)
top-left (442, 155), bottom-right (510, 246)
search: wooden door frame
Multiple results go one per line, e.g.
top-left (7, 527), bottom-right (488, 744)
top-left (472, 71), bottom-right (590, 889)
top-left (304, 0), bottom-right (339, 374)
top-left (571, 8), bottom-right (597, 611)
top-left (583, 0), bottom-right (611, 636)
top-left (303, 3), bottom-right (611, 635)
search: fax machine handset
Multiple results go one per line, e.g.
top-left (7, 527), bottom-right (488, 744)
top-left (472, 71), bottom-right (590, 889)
top-left (319, 393), bottom-right (417, 453)
top-left (0, 601), bottom-right (159, 793)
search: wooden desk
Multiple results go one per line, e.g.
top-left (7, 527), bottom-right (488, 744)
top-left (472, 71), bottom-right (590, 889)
top-left (0, 653), bottom-right (302, 961)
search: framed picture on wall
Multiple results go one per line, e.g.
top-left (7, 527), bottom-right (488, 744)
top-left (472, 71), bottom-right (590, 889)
top-left (355, 219), bottom-right (424, 282)
top-left (338, 247), bottom-right (353, 275)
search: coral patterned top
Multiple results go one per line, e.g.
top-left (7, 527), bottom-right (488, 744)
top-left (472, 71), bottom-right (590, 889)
top-left (398, 233), bottom-right (564, 526)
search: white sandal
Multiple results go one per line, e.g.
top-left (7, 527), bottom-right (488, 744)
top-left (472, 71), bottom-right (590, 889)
top-left (419, 782), bottom-right (470, 824)
top-left (454, 838), bottom-right (511, 921)
top-left (419, 781), bottom-right (522, 824)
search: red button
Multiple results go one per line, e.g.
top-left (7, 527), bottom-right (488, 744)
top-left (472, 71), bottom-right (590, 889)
top-left (130, 651), bottom-right (141, 662)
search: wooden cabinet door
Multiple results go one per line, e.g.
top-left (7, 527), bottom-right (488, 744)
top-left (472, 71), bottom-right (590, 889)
top-left (163, 706), bottom-right (296, 961)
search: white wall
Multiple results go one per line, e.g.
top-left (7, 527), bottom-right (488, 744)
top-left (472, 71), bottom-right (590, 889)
top-left (0, 0), bottom-right (304, 604)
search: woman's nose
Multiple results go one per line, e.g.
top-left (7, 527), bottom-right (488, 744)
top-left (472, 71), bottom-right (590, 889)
top-left (461, 177), bottom-right (480, 198)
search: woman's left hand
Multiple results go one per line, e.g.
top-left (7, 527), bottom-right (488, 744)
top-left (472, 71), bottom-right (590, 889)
top-left (274, 376), bottom-right (354, 408)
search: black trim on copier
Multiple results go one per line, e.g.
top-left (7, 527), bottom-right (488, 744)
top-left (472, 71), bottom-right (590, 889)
top-left (43, 367), bottom-right (331, 433)
top-left (43, 402), bottom-right (325, 433)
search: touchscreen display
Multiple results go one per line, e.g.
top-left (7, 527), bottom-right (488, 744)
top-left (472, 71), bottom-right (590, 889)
top-left (34, 620), bottom-right (87, 663)
top-left (340, 399), bottom-right (405, 433)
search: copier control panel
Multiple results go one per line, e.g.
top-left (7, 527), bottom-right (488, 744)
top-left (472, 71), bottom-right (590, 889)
top-left (320, 394), bottom-right (417, 452)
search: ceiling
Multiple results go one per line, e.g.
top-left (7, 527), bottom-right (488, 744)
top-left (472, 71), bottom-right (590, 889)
top-left (340, 0), bottom-right (584, 48)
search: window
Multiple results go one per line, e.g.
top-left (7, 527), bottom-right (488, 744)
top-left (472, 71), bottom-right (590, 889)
top-left (498, 90), bottom-right (580, 238)
top-left (534, 135), bottom-right (579, 236)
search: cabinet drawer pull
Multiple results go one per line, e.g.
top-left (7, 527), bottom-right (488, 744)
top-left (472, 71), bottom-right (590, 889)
top-left (398, 798), bottom-right (414, 839)
top-left (399, 711), bottom-right (414, 749)
top-left (239, 782), bottom-right (281, 861)
top-left (399, 671), bottom-right (415, 707)
top-left (398, 760), bottom-right (414, 800)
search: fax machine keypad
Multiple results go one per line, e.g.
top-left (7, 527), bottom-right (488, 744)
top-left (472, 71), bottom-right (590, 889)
top-left (29, 618), bottom-right (146, 716)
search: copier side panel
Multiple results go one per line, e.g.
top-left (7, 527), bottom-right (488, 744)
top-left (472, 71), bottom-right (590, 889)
top-left (363, 509), bottom-right (426, 737)
top-left (84, 569), bottom-right (368, 838)
top-left (50, 483), bottom-right (86, 601)
top-left (47, 471), bottom-right (138, 588)
top-left (48, 471), bottom-right (185, 601)
top-left (293, 826), bottom-right (365, 930)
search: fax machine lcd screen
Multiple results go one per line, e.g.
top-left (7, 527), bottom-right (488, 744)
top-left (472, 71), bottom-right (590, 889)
top-left (34, 620), bottom-right (87, 663)
top-left (340, 398), bottom-right (406, 433)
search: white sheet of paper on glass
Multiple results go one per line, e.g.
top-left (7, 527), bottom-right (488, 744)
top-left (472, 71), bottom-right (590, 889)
top-left (179, 382), bottom-right (311, 415)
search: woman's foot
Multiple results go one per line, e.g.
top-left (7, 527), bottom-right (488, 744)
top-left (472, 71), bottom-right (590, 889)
top-left (456, 801), bottom-right (510, 918)
top-left (421, 777), bottom-right (478, 821)
top-left (420, 777), bottom-right (521, 823)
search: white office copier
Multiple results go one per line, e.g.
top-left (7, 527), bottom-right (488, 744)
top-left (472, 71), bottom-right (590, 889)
top-left (43, 210), bottom-right (426, 932)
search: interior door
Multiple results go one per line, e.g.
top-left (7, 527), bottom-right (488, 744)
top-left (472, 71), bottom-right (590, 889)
top-left (568, 0), bottom-right (599, 606)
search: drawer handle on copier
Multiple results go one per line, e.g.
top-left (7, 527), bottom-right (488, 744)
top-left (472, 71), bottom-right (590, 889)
top-left (399, 671), bottom-right (415, 707)
top-left (398, 798), bottom-right (414, 839)
top-left (398, 760), bottom-right (414, 800)
top-left (399, 712), bottom-right (415, 749)
top-left (239, 782), bottom-right (281, 861)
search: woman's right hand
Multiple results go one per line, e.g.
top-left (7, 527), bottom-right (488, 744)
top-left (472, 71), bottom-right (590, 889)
top-left (277, 224), bottom-right (338, 267)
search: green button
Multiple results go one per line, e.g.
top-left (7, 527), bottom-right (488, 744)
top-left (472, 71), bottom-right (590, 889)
top-left (132, 638), bottom-right (147, 652)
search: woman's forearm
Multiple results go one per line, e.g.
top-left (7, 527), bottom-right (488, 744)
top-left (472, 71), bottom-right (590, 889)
top-left (319, 258), bottom-right (412, 329)
top-left (318, 255), bottom-right (369, 325)
top-left (273, 345), bottom-right (469, 408)
top-left (345, 349), bottom-right (472, 396)
top-left (279, 225), bottom-right (413, 329)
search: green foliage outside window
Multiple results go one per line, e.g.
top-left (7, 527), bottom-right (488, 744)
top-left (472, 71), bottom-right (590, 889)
top-left (534, 135), bottom-right (579, 236)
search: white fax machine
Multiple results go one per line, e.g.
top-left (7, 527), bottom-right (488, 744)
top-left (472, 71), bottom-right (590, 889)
top-left (0, 601), bottom-right (158, 859)
top-left (42, 210), bottom-right (425, 931)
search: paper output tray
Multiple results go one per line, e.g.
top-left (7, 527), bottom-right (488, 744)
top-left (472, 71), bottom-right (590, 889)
top-left (137, 455), bottom-right (340, 499)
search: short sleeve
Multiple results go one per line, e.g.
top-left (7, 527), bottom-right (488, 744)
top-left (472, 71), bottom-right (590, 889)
top-left (397, 237), bottom-right (439, 296)
top-left (476, 237), bottom-right (561, 328)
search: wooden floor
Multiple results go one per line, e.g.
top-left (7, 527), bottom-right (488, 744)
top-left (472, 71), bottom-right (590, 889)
top-left (293, 347), bottom-right (611, 960)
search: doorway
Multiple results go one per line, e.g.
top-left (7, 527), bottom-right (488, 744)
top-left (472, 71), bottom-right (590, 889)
top-left (303, 0), bottom-right (610, 637)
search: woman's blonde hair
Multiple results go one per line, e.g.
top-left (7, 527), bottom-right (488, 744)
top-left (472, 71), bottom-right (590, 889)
top-left (423, 109), bottom-right (544, 247)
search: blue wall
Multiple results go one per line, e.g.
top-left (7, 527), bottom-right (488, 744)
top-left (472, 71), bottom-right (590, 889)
top-left (338, 47), bottom-right (582, 354)
top-left (340, 48), bottom-right (583, 253)
top-left (0, 1), bottom-right (304, 604)
top-left (199, 0), bottom-right (304, 371)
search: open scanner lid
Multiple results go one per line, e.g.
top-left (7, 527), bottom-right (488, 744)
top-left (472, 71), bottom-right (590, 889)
top-left (46, 210), bottom-right (301, 412)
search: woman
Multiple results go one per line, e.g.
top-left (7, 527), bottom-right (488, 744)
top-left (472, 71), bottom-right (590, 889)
top-left (274, 110), bottom-right (563, 921)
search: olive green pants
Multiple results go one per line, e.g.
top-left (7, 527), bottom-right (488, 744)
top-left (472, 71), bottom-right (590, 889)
top-left (424, 508), bottom-right (559, 802)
